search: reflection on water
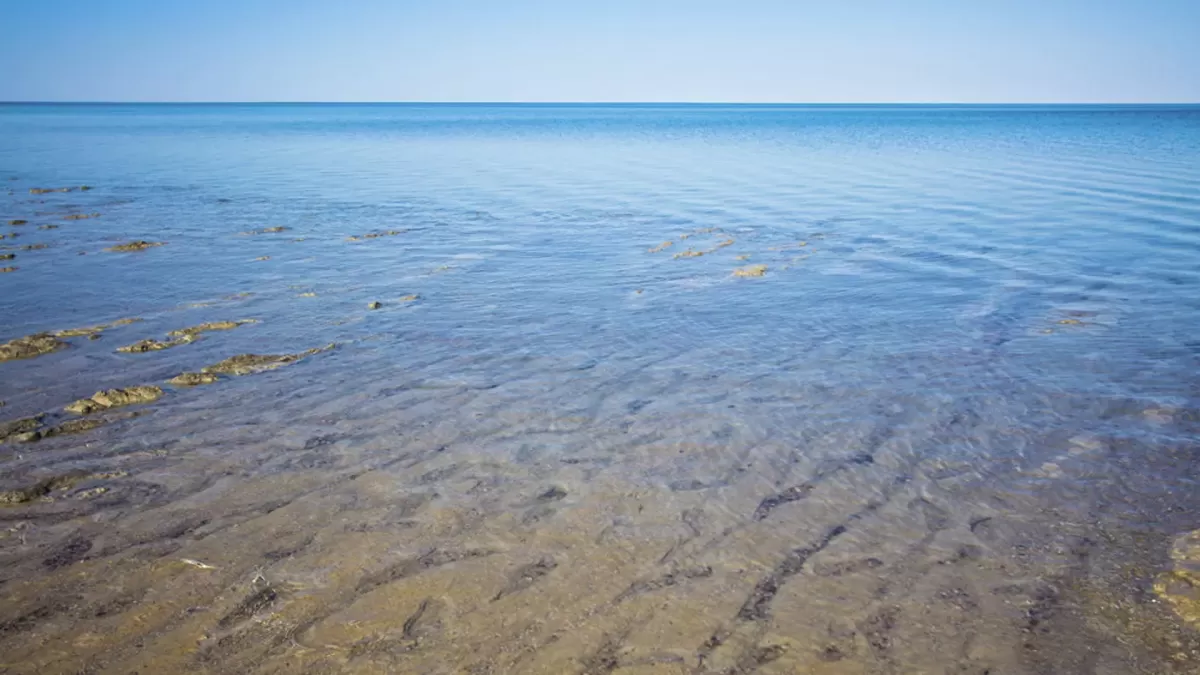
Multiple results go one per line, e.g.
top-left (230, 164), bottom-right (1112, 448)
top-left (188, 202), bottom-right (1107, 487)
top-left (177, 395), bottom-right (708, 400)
top-left (2, 104), bottom-right (1200, 673)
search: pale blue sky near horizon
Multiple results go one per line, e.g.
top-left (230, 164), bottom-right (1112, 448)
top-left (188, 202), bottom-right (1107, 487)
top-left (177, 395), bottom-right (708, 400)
top-left (1, 0), bottom-right (1197, 103)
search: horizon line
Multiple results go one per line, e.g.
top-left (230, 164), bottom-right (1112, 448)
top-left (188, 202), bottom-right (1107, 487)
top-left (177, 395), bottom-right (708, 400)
top-left (3, 100), bottom-right (1200, 106)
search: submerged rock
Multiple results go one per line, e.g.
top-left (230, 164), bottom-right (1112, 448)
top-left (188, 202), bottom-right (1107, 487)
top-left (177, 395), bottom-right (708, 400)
top-left (368, 301), bottom-right (382, 310)
top-left (167, 319), bottom-right (257, 340)
top-left (65, 385), bottom-right (163, 415)
top-left (733, 264), bottom-right (768, 278)
top-left (15, 414), bottom-right (133, 443)
top-left (202, 343), bottom-right (335, 376)
top-left (0, 253), bottom-right (13, 260)
top-left (38, 224), bottom-right (59, 230)
top-left (673, 249), bottom-right (704, 259)
top-left (0, 473), bottom-right (86, 504)
top-left (399, 294), bottom-right (420, 302)
top-left (648, 241), bottom-right (673, 253)
top-left (8, 219), bottom-right (27, 226)
top-left (241, 226), bottom-right (289, 235)
top-left (0, 266), bottom-right (16, 273)
top-left (1156, 529), bottom-right (1200, 629)
top-left (117, 338), bottom-right (186, 353)
top-left (0, 415), bottom-right (45, 443)
top-left (0, 333), bottom-right (67, 361)
top-left (106, 241), bottom-right (165, 253)
top-left (53, 317), bottom-right (141, 338)
top-left (29, 187), bottom-right (74, 195)
top-left (347, 229), bottom-right (404, 241)
top-left (20, 243), bottom-right (49, 250)
top-left (167, 372), bottom-right (221, 387)
top-left (63, 213), bottom-right (100, 221)
top-left (253, 256), bottom-right (270, 261)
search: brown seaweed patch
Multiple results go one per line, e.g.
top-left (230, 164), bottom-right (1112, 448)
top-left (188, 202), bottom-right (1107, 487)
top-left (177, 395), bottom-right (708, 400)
top-left (347, 229), bottom-right (404, 241)
top-left (167, 372), bottom-right (221, 387)
top-left (201, 343), bottom-right (335, 376)
top-left (733, 264), bottom-right (768, 278)
top-left (106, 241), bottom-right (165, 253)
top-left (63, 213), bottom-right (100, 221)
top-left (0, 333), bottom-right (67, 362)
top-left (648, 241), bottom-right (673, 253)
top-left (240, 226), bottom-right (290, 235)
top-left (65, 385), bottom-right (163, 415)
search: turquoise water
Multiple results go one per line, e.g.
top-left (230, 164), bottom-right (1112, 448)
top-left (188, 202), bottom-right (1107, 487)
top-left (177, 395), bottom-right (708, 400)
top-left (2, 104), bottom-right (1200, 673)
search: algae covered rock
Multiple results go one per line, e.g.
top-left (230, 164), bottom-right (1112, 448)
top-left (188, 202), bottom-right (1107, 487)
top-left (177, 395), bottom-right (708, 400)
top-left (202, 343), bottom-right (335, 376)
top-left (0, 415), bottom-right (45, 443)
top-left (1156, 529), bottom-right (1200, 629)
top-left (65, 385), bottom-right (163, 415)
top-left (241, 226), bottom-right (289, 235)
top-left (368, 301), bottom-right (382, 310)
top-left (167, 372), bottom-right (221, 387)
top-left (117, 338), bottom-right (186, 353)
top-left (29, 187), bottom-right (74, 195)
top-left (166, 320), bottom-right (256, 340)
top-left (0, 333), bottom-right (67, 362)
top-left (0, 253), bottom-right (13, 260)
top-left (0, 266), bottom-right (16, 273)
top-left (106, 241), bottom-right (165, 253)
top-left (8, 219), bottom-right (27, 226)
top-left (63, 213), bottom-right (100, 221)
top-left (733, 264), bottom-right (768, 278)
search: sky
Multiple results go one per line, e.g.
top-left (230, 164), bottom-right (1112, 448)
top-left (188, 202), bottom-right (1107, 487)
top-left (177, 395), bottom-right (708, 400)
top-left (0, 0), bottom-right (1197, 103)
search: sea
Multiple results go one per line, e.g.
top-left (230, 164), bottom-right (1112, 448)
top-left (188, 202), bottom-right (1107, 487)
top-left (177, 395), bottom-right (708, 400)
top-left (2, 103), bottom-right (1200, 674)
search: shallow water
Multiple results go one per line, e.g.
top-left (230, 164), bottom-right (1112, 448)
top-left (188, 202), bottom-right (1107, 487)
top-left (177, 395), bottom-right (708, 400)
top-left (2, 103), bottom-right (1200, 674)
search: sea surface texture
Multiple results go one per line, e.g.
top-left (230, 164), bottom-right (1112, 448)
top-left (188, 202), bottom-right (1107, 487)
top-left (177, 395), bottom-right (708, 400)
top-left (2, 103), bottom-right (1200, 674)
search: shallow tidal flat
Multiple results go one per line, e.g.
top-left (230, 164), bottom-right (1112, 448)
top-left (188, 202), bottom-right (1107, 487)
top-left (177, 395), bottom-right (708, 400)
top-left (3, 104), bottom-right (1200, 674)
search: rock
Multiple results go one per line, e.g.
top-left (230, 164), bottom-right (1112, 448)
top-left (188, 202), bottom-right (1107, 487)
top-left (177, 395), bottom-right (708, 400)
top-left (79, 185), bottom-right (93, 191)
top-left (0, 472), bottom-right (89, 504)
top-left (368, 301), bottom-right (382, 310)
top-left (0, 266), bottom-right (16, 273)
top-left (346, 230), bottom-right (404, 241)
top-left (399, 294), bottom-right (420, 302)
top-left (167, 372), bottom-right (221, 387)
top-left (106, 241), bottom-right (165, 253)
top-left (0, 333), bottom-right (67, 361)
top-left (673, 249), bottom-right (704, 259)
top-left (29, 187), bottom-right (74, 195)
top-left (65, 385), bottom-right (163, 415)
top-left (733, 264), bottom-right (768, 278)
top-left (8, 219), bottom-right (27, 226)
top-left (20, 243), bottom-right (48, 250)
top-left (241, 226), bottom-right (289, 235)
top-left (63, 213), bottom-right (100, 221)
top-left (648, 241), bottom-right (673, 253)
top-left (166, 320), bottom-right (257, 340)
top-left (117, 338), bottom-right (186, 353)
top-left (1156, 529), bottom-right (1200, 629)
top-left (53, 317), bottom-right (141, 338)
top-left (1058, 318), bottom-right (1083, 325)
top-left (201, 343), bottom-right (335, 376)
top-left (253, 256), bottom-right (270, 261)
top-left (0, 253), bottom-right (13, 260)
top-left (1, 415), bottom-right (45, 443)
top-left (297, 292), bottom-right (317, 298)
top-left (38, 224), bottom-right (59, 230)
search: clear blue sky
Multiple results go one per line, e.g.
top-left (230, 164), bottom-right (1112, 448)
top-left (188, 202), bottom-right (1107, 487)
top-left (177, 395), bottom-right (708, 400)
top-left (1, 0), bottom-right (1197, 102)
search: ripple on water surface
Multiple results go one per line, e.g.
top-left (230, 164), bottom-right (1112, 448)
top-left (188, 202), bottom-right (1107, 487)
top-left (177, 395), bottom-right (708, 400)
top-left (2, 104), bottom-right (1200, 673)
